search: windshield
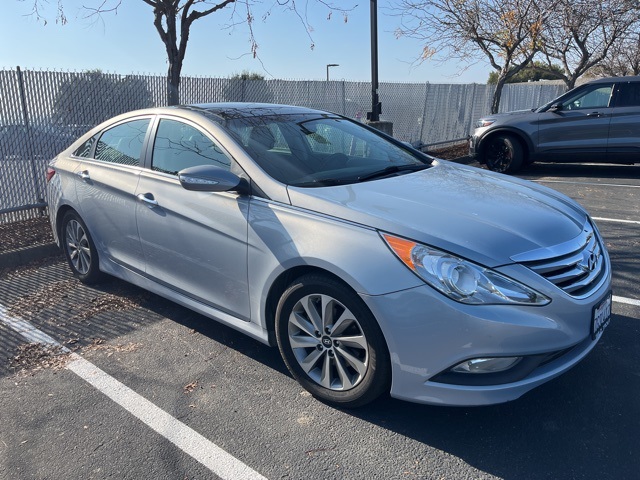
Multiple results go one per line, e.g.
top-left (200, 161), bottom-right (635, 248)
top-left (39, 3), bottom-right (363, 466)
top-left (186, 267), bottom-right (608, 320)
top-left (224, 113), bottom-right (431, 187)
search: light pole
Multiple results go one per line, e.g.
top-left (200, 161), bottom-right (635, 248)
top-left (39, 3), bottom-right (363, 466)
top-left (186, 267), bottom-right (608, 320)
top-left (368, 0), bottom-right (381, 122)
top-left (326, 64), bottom-right (339, 81)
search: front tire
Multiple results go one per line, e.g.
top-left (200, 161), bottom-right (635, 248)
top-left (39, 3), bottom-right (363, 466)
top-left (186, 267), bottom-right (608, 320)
top-left (61, 211), bottom-right (104, 284)
top-left (275, 274), bottom-right (391, 408)
top-left (484, 134), bottom-right (524, 173)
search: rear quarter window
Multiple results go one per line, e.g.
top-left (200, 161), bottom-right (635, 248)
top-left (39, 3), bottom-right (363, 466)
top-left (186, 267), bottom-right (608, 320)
top-left (94, 118), bottom-right (150, 166)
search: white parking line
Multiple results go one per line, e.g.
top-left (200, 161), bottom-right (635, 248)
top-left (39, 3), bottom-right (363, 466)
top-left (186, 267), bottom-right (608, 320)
top-left (592, 217), bottom-right (640, 226)
top-left (0, 306), bottom-right (266, 480)
top-left (613, 295), bottom-right (640, 307)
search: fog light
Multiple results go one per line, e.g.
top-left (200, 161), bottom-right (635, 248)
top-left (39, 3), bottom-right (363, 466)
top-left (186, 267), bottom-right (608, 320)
top-left (451, 357), bottom-right (522, 374)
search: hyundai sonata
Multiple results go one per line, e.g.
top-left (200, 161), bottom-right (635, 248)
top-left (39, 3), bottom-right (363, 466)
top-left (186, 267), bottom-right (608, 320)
top-left (47, 103), bottom-right (612, 407)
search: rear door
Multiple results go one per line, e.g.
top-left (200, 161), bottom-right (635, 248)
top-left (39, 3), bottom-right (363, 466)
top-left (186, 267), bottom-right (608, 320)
top-left (74, 117), bottom-right (152, 273)
top-left (607, 81), bottom-right (640, 163)
top-left (135, 116), bottom-right (251, 318)
top-left (536, 83), bottom-right (614, 162)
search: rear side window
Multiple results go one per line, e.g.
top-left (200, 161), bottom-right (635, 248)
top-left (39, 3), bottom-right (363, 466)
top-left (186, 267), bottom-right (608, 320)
top-left (151, 119), bottom-right (231, 175)
top-left (94, 119), bottom-right (150, 166)
top-left (615, 83), bottom-right (640, 107)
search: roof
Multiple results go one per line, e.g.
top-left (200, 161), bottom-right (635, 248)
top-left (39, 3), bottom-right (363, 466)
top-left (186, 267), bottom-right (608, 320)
top-left (179, 103), bottom-right (325, 119)
top-left (587, 75), bottom-right (640, 84)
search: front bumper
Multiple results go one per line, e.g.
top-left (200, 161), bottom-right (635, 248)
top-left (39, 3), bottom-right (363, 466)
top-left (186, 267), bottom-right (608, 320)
top-left (360, 277), bottom-right (611, 406)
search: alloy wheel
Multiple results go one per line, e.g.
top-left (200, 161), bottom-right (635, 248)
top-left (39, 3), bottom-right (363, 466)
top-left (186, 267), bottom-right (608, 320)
top-left (287, 293), bottom-right (369, 391)
top-left (65, 219), bottom-right (91, 275)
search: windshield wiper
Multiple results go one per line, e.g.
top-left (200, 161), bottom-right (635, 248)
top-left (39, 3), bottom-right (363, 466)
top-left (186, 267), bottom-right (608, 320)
top-left (290, 177), bottom-right (349, 187)
top-left (357, 164), bottom-right (429, 182)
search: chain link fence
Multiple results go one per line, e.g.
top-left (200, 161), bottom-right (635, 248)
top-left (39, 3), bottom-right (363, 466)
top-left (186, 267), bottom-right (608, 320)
top-left (0, 67), bottom-right (565, 223)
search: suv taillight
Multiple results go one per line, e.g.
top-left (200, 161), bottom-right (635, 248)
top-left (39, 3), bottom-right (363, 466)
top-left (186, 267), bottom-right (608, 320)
top-left (46, 166), bottom-right (56, 183)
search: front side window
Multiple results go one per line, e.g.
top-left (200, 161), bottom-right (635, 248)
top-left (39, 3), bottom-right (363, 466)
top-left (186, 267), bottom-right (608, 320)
top-left (94, 119), bottom-right (150, 166)
top-left (151, 119), bottom-right (231, 175)
top-left (563, 85), bottom-right (613, 110)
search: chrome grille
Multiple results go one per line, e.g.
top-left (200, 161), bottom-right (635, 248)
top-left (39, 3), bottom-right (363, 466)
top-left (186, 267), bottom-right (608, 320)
top-left (513, 221), bottom-right (607, 298)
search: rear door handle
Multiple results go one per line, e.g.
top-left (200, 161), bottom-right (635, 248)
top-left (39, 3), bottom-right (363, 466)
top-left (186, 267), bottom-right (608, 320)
top-left (587, 112), bottom-right (605, 118)
top-left (75, 170), bottom-right (90, 180)
top-left (136, 193), bottom-right (159, 208)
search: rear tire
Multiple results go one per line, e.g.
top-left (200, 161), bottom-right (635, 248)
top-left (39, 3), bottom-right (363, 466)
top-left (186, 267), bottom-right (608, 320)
top-left (275, 274), bottom-right (390, 408)
top-left (484, 134), bottom-right (524, 174)
top-left (61, 211), bottom-right (104, 284)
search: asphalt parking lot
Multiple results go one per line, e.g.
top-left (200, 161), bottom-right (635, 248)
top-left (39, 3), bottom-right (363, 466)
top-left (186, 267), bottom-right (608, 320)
top-left (1, 161), bottom-right (639, 480)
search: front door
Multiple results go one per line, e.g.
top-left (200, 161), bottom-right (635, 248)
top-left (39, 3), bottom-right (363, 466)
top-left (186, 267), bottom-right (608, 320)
top-left (135, 117), bottom-right (251, 319)
top-left (536, 83), bottom-right (614, 163)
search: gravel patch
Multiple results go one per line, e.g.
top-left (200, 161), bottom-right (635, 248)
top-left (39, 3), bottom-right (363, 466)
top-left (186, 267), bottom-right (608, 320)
top-left (0, 217), bottom-right (53, 253)
top-left (425, 140), bottom-right (470, 160)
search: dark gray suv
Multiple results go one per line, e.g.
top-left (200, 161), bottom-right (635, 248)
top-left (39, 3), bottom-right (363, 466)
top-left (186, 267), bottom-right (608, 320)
top-left (470, 76), bottom-right (640, 173)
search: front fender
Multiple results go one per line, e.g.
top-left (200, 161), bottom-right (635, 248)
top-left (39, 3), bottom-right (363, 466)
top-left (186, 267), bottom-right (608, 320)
top-left (247, 198), bottom-right (423, 329)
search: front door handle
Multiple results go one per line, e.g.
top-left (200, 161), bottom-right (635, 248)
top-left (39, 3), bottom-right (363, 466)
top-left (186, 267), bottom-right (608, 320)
top-left (75, 170), bottom-right (90, 180)
top-left (587, 112), bottom-right (605, 118)
top-left (137, 193), bottom-right (159, 208)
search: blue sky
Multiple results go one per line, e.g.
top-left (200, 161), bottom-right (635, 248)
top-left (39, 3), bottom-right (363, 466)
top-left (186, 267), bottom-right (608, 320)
top-left (1, 0), bottom-right (491, 83)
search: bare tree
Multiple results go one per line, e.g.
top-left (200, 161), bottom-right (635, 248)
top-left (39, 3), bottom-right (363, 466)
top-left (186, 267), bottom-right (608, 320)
top-left (394, 0), bottom-right (550, 113)
top-left (25, 0), bottom-right (352, 105)
top-left (590, 30), bottom-right (640, 77)
top-left (537, 0), bottom-right (639, 88)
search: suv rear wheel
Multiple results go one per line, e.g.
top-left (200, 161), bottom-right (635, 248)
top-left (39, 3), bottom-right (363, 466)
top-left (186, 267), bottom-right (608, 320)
top-left (484, 134), bottom-right (524, 174)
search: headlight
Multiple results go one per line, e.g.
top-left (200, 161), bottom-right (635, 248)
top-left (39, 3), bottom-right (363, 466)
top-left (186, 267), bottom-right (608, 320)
top-left (476, 118), bottom-right (495, 128)
top-left (382, 234), bottom-right (550, 306)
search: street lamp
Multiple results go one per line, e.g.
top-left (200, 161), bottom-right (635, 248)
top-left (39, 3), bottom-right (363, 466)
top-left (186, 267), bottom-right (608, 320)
top-left (368, 0), bottom-right (381, 122)
top-left (326, 64), bottom-right (339, 81)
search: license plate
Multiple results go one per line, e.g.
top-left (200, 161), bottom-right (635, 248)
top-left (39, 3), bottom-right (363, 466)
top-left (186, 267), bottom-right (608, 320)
top-left (591, 292), bottom-right (612, 339)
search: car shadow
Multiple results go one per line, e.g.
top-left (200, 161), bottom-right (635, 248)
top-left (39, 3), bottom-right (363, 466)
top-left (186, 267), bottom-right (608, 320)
top-left (521, 162), bottom-right (640, 180)
top-left (346, 308), bottom-right (639, 479)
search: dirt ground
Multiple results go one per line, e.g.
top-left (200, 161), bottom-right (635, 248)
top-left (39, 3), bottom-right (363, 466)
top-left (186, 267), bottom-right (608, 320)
top-left (0, 217), bottom-right (53, 254)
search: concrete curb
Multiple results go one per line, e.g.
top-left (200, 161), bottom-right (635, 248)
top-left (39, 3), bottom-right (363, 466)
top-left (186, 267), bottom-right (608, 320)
top-left (0, 243), bottom-right (61, 269)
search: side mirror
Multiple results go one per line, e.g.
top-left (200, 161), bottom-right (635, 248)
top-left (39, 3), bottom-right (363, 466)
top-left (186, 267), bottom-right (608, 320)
top-left (548, 103), bottom-right (562, 113)
top-left (178, 165), bottom-right (243, 193)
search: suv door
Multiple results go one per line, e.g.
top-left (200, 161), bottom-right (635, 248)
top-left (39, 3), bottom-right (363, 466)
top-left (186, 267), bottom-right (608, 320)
top-left (607, 81), bottom-right (640, 163)
top-left (135, 117), bottom-right (251, 318)
top-left (536, 83), bottom-right (614, 162)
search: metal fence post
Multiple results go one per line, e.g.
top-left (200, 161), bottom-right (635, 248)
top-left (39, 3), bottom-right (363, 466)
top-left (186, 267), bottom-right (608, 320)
top-left (16, 66), bottom-right (45, 216)
top-left (419, 82), bottom-right (430, 145)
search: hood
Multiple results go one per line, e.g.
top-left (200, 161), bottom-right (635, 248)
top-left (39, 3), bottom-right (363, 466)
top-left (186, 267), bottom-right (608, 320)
top-left (287, 161), bottom-right (587, 267)
top-left (481, 109), bottom-right (534, 120)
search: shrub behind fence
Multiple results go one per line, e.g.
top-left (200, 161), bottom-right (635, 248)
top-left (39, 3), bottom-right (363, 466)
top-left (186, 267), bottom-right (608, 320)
top-left (0, 68), bottom-right (565, 223)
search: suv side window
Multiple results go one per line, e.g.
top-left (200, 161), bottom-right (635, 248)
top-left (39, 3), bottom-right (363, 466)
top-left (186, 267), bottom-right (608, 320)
top-left (151, 119), bottom-right (231, 175)
top-left (94, 119), bottom-right (150, 166)
top-left (615, 83), bottom-right (640, 107)
top-left (563, 85), bottom-right (613, 110)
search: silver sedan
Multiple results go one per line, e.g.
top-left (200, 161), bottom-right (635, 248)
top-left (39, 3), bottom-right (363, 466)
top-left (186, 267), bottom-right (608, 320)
top-left (46, 104), bottom-right (612, 407)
